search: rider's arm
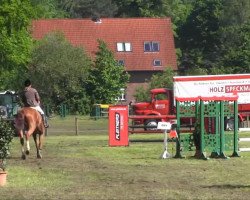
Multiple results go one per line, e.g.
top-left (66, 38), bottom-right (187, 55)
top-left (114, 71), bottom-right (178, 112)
top-left (34, 90), bottom-right (41, 105)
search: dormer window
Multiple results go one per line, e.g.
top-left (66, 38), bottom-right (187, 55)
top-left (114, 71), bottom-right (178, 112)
top-left (118, 60), bottom-right (125, 66)
top-left (117, 42), bottom-right (132, 52)
top-left (144, 41), bottom-right (160, 52)
top-left (153, 59), bottom-right (162, 66)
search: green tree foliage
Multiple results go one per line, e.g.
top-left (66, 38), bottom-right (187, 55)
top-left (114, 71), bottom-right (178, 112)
top-left (30, 0), bottom-right (67, 19)
top-left (88, 40), bottom-right (129, 104)
top-left (150, 68), bottom-right (176, 89)
top-left (59, 0), bottom-right (118, 18)
top-left (27, 32), bottom-right (92, 114)
top-left (134, 68), bottom-right (176, 102)
top-left (220, 0), bottom-right (250, 26)
top-left (183, 0), bottom-right (222, 50)
top-left (131, 0), bottom-right (168, 17)
top-left (0, 0), bottom-right (34, 90)
top-left (219, 24), bottom-right (250, 73)
top-left (178, 0), bottom-right (223, 71)
top-left (185, 67), bottom-right (208, 75)
top-left (114, 0), bottom-right (171, 17)
top-left (114, 0), bottom-right (193, 33)
top-left (178, 0), bottom-right (250, 75)
top-left (0, 118), bottom-right (14, 170)
top-left (133, 85), bottom-right (151, 102)
top-left (218, 0), bottom-right (250, 73)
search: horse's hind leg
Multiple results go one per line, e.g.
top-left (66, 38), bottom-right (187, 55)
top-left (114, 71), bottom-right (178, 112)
top-left (33, 133), bottom-right (42, 159)
top-left (36, 126), bottom-right (45, 159)
top-left (20, 137), bottom-right (26, 160)
top-left (19, 130), bottom-right (26, 160)
top-left (38, 133), bottom-right (44, 159)
top-left (25, 132), bottom-right (30, 155)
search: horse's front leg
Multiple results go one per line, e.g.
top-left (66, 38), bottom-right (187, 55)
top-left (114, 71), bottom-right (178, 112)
top-left (33, 133), bottom-right (42, 159)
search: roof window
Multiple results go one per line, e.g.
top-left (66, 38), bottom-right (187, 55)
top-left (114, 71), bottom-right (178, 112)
top-left (117, 42), bottom-right (132, 52)
top-left (118, 60), bottom-right (125, 66)
top-left (153, 59), bottom-right (162, 66)
top-left (144, 42), bottom-right (160, 52)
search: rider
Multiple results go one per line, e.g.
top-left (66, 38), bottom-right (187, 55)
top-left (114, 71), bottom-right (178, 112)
top-left (21, 79), bottom-right (49, 128)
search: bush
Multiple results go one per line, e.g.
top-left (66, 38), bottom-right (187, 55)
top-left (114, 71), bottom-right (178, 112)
top-left (0, 119), bottom-right (14, 171)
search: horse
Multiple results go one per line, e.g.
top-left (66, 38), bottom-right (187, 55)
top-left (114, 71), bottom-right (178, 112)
top-left (14, 107), bottom-right (45, 160)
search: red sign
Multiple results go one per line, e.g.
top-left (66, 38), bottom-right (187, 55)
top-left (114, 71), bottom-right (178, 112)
top-left (109, 105), bottom-right (129, 146)
top-left (225, 84), bottom-right (250, 93)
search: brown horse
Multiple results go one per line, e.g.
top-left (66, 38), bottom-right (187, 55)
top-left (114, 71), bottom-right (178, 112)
top-left (14, 107), bottom-right (45, 160)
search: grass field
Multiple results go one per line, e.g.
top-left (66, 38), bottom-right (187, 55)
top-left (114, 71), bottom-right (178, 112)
top-left (1, 116), bottom-right (250, 200)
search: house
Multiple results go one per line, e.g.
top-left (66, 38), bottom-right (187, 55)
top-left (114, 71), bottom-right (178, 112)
top-left (32, 18), bottom-right (177, 104)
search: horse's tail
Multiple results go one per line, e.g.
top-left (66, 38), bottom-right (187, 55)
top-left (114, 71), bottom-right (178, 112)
top-left (14, 111), bottom-right (25, 131)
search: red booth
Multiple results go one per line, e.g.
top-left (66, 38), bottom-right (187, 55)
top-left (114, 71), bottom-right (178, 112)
top-left (109, 105), bottom-right (129, 146)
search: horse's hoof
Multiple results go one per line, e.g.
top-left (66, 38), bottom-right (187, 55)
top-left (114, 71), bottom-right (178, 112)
top-left (37, 154), bottom-right (42, 159)
top-left (21, 154), bottom-right (26, 160)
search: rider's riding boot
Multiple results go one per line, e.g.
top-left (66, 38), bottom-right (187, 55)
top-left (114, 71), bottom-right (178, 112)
top-left (41, 114), bottom-right (49, 128)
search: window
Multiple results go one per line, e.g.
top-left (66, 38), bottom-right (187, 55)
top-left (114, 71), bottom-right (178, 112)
top-left (118, 60), bottom-right (125, 66)
top-left (117, 42), bottom-right (132, 52)
top-left (144, 41), bottom-right (160, 52)
top-left (153, 59), bottom-right (162, 66)
top-left (155, 93), bottom-right (168, 100)
top-left (117, 43), bottom-right (124, 51)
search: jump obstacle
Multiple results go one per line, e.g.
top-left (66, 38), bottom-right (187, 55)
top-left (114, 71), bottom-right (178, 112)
top-left (239, 137), bottom-right (250, 152)
top-left (108, 98), bottom-right (249, 159)
top-left (174, 96), bottom-right (240, 159)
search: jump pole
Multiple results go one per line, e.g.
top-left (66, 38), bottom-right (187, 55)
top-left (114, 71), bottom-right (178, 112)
top-left (239, 138), bottom-right (250, 152)
top-left (157, 122), bottom-right (172, 159)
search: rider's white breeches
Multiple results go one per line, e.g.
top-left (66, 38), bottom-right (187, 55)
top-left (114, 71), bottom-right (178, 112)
top-left (34, 106), bottom-right (44, 115)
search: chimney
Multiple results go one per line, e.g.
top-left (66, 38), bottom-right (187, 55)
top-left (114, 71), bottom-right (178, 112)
top-left (92, 16), bottom-right (102, 24)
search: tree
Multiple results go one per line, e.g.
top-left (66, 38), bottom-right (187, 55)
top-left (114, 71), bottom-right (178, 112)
top-left (178, 0), bottom-right (223, 71)
top-left (59, 0), bottom-right (118, 18)
top-left (167, 0), bottom-right (194, 27)
top-left (150, 68), bottom-right (176, 89)
top-left (178, 0), bottom-right (250, 75)
top-left (185, 67), bottom-right (208, 75)
top-left (114, 0), bottom-right (173, 17)
top-left (219, 23), bottom-right (250, 73)
top-left (218, 0), bottom-right (250, 73)
top-left (134, 68), bottom-right (176, 102)
top-left (88, 40), bottom-right (129, 104)
top-left (0, 0), bottom-right (34, 90)
top-left (220, 0), bottom-right (250, 26)
top-left (26, 32), bottom-right (92, 114)
top-left (30, 0), bottom-right (67, 19)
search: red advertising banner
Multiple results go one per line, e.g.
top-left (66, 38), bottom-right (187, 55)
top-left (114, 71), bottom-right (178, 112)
top-left (109, 105), bottom-right (129, 146)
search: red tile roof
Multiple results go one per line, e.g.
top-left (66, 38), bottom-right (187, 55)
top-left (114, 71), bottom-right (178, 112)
top-left (32, 18), bottom-right (177, 71)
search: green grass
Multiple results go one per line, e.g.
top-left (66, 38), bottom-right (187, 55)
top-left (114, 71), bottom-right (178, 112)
top-left (1, 116), bottom-right (250, 199)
